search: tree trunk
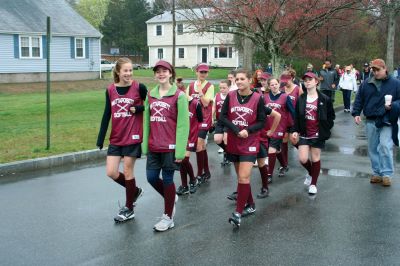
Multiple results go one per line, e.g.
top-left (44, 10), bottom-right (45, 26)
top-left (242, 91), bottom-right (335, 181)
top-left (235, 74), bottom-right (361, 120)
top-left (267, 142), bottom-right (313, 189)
top-left (386, 7), bottom-right (396, 73)
top-left (242, 38), bottom-right (254, 70)
top-left (268, 40), bottom-right (284, 76)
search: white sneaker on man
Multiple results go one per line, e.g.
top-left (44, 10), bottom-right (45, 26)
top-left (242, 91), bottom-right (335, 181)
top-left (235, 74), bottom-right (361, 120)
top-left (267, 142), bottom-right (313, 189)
top-left (154, 214), bottom-right (174, 232)
top-left (304, 174), bottom-right (312, 186)
top-left (308, 185), bottom-right (317, 195)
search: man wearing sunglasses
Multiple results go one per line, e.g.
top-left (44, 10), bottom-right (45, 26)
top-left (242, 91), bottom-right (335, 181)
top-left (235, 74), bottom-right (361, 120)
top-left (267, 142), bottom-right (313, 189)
top-left (352, 58), bottom-right (400, 187)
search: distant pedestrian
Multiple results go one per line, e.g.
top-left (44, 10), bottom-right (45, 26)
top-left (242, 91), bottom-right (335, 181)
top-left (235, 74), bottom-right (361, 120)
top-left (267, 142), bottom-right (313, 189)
top-left (251, 69), bottom-right (263, 90)
top-left (290, 72), bottom-right (335, 195)
top-left (319, 59), bottom-right (339, 103)
top-left (265, 62), bottom-right (273, 74)
top-left (339, 65), bottom-right (358, 112)
top-left (228, 70), bottom-right (238, 91)
top-left (352, 58), bottom-right (400, 187)
top-left (360, 62), bottom-right (372, 83)
top-left (142, 60), bottom-right (189, 232)
top-left (96, 57), bottom-right (146, 223)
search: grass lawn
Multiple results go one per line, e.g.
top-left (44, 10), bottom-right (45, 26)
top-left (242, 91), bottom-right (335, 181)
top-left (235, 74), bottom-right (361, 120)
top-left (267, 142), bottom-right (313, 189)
top-left (0, 78), bottom-right (350, 163)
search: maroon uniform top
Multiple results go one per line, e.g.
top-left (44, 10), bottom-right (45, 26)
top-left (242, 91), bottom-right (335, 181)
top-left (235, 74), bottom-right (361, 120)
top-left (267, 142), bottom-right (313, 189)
top-left (302, 98), bottom-right (319, 139)
top-left (214, 92), bottom-right (226, 121)
top-left (148, 90), bottom-right (181, 152)
top-left (226, 91), bottom-right (261, 155)
top-left (108, 81), bottom-right (143, 146)
top-left (286, 85), bottom-right (300, 128)
top-left (264, 92), bottom-right (289, 139)
top-left (189, 82), bottom-right (212, 130)
top-left (187, 98), bottom-right (201, 150)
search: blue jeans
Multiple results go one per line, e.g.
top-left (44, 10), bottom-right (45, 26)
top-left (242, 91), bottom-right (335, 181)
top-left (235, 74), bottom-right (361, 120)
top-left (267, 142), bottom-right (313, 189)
top-left (365, 120), bottom-right (394, 178)
top-left (342, 89), bottom-right (352, 110)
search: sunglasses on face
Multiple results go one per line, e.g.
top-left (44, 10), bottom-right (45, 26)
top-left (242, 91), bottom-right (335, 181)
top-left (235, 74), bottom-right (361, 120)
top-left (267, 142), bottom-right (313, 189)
top-left (199, 71), bottom-right (208, 74)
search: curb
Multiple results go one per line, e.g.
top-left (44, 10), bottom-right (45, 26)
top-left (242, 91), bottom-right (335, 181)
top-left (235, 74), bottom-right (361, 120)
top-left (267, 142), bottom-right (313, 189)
top-left (0, 106), bottom-right (347, 176)
top-left (0, 149), bottom-right (107, 176)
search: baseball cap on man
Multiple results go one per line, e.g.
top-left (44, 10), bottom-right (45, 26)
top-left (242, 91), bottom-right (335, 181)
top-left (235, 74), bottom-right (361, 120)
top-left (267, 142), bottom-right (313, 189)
top-left (196, 63), bottom-right (209, 72)
top-left (370, 59), bottom-right (386, 69)
top-left (302, 72), bottom-right (318, 80)
top-left (364, 62), bottom-right (369, 67)
top-left (153, 60), bottom-right (173, 72)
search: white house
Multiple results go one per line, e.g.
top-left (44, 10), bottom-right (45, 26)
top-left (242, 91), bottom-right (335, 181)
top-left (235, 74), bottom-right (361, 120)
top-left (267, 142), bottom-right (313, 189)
top-left (0, 0), bottom-right (102, 83)
top-left (146, 10), bottom-right (240, 68)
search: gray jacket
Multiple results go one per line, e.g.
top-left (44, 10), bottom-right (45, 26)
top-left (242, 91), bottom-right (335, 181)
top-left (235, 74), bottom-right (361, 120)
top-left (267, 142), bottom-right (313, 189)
top-left (319, 68), bottom-right (338, 90)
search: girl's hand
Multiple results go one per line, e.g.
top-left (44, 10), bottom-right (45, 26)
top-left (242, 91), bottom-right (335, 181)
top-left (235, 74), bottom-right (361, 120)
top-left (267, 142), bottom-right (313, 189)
top-left (266, 130), bottom-right (273, 137)
top-left (130, 107), bottom-right (136, 113)
top-left (290, 132), bottom-right (299, 145)
top-left (238, 129), bottom-right (248, 138)
top-left (175, 159), bottom-right (182, 163)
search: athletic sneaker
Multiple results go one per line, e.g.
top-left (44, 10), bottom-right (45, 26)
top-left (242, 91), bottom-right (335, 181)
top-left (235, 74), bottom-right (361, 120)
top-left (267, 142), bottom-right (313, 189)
top-left (176, 185), bottom-right (189, 195)
top-left (304, 174), bottom-right (312, 186)
top-left (218, 148), bottom-right (224, 153)
top-left (228, 212), bottom-right (241, 227)
top-left (308, 185), bottom-right (317, 195)
top-left (154, 214), bottom-right (174, 232)
top-left (189, 180), bottom-right (198, 194)
top-left (133, 187), bottom-right (144, 204)
top-left (114, 206), bottom-right (134, 223)
top-left (197, 175), bottom-right (206, 184)
top-left (242, 203), bottom-right (256, 217)
top-left (203, 172), bottom-right (211, 181)
top-left (227, 191), bottom-right (238, 201)
top-left (278, 166), bottom-right (289, 177)
top-left (256, 188), bottom-right (269, 199)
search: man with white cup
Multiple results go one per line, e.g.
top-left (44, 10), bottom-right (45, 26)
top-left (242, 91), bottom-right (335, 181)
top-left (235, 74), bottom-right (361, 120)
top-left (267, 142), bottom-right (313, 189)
top-left (352, 58), bottom-right (400, 186)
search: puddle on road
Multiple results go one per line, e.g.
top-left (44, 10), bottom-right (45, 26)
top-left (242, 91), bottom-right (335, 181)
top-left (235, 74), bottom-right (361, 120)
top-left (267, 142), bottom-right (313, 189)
top-left (323, 143), bottom-right (368, 157)
top-left (321, 168), bottom-right (370, 178)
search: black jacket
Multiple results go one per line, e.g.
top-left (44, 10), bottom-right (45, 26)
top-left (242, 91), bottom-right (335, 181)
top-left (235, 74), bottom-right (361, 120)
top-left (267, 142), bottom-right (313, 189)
top-left (293, 90), bottom-right (335, 141)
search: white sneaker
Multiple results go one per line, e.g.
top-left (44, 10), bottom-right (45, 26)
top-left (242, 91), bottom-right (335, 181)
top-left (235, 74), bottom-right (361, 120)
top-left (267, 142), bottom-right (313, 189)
top-left (308, 185), bottom-right (317, 195)
top-left (218, 148), bottom-right (224, 153)
top-left (304, 174), bottom-right (312, 186)
top-left (172, 194), bottom-right (178, 218)
top-left (154, 214), bottom-right (174, 232)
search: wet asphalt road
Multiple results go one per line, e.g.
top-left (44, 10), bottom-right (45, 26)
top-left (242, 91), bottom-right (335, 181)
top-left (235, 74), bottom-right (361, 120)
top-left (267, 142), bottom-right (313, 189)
top-left (1, 111), bottom-right (400, 266)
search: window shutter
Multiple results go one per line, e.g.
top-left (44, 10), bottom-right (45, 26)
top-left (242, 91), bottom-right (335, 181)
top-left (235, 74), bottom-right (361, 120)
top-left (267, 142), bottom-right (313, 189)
top-left (14, 34), bottom-right (19, 58)
top-left (70, 37), bottom-right (75, 58)
top-left (85, 37), bottom-right (89, 58)
top-left (42, 35), bottom-right (47, 59)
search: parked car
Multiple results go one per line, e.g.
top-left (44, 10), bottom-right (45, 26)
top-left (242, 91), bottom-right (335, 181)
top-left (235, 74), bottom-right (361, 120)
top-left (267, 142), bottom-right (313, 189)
top-left (101, 59), bottom-right (115, 72)
top-left (132, 63), bottom-right (142, 70)
top-left (142, 63), bottom-right (150, 69)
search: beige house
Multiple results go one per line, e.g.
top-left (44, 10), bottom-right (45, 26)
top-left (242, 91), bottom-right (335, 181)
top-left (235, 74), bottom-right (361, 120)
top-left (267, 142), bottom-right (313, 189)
top-left (146, 10), bottom-right (240, 68)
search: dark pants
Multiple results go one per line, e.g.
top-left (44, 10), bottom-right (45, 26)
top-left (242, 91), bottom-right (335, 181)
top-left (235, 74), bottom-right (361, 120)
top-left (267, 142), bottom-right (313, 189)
top-left (321, 89), bottom-right (335, 103)
top-left (342, 89), bottom-right (352, 110)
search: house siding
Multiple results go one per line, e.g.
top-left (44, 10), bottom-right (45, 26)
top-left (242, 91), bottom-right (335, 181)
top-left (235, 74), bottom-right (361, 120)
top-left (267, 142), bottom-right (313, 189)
top-left (0, 34), bottom-right (100, 74)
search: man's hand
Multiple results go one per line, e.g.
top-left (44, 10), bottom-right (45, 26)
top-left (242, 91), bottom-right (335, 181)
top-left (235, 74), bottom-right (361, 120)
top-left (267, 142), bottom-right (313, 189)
top-left (354, 116), bottom-right (362, 125)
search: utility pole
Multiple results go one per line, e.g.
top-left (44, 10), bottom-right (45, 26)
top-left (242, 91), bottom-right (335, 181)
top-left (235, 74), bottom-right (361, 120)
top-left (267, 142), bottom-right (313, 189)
top-left (172, 0), bottom-right (176, 67)
top-left (46, 16), bottom-right (51, 150)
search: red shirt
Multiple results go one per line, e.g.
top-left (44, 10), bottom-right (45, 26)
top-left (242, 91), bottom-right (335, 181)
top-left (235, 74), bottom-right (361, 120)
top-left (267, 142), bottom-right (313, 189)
top-left (187, 98), bottom-right (200, 150)
top-left (303, 98), bottom-right (319, 139)
top-left (264, 92), bottom-right (289, 139)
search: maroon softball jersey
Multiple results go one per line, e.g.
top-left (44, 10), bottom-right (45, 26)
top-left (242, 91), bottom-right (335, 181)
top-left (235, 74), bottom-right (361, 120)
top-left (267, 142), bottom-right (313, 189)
top-left (214, 92), bottom-right (226, 121)
top-left (264, 92), bottom-right (289, 139)
top-left (148, 90), bottom-right (182, 152)
top-left (226, 91), bottom-right (261, 156)
top-left (303, 98), bottom-right (319, 139)
top-left (187, 98), bottom-right (200, 150)
top-left (108, 81), bottom-right (143, 146)
top-left (189, 82), bottom-right (212, 130)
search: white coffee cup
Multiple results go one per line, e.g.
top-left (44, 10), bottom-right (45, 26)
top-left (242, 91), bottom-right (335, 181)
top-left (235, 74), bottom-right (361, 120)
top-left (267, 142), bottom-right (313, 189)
top-left (385, 95), bottom-right (392, 106)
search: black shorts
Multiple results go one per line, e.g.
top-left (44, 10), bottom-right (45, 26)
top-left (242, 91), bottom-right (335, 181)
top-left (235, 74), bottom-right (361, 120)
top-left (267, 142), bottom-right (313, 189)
top-left (146, 151), bottom-right (180, 171)
top-left (107, 143), bottom-right (141, 157)
top-left (268, 138), bottom-right (283, 151)
top-left (214, 124), bottom-right (228, 134)
top-left (198, 129), bottom-right (208, 139)
top-left (227, 153), bottom-right (257, 163)
top-left (298, 138), bottom-right (325, 149)
top-left (186, 143), bottom-right (197, 152)
top-left (257, 142), bottom-right (268, 159)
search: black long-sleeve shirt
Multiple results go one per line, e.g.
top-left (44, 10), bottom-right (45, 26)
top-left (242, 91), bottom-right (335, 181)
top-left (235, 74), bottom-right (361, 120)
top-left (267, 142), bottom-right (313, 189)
top-left (191, 99), bottom-right (203, 122)
top-left (219, 91), bottom-right (267, 135)
top-left (96, 83), bottom-right (147, 148)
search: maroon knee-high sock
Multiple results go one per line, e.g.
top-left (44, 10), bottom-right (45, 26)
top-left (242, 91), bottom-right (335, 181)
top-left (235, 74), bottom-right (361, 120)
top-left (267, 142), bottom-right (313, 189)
top-left (113, 172), bottom-right (126, 187)
top-left (247, 185), bottom-right (254, 205)
top-left (276, 152), bottom-right (285, 167)
top-left (235, 183), bottom-right (250, 214)
top-left (179, 163), bottom-right (188, 187)
top-left (281, 142), bottom-right (288, 167)
top-left (258, 165), bottom-right (269, 189)
top-left (150, 179), bottom-right (164, 197)
top-left (196, 151), bottom-right (204, 176)
top-left (183, 157), bottom-right (196, 182)
top-left (203, 150), bottom-right (210, 174)
top-left (311, 160), bottom-right (321, 185)
top-left (268, 153), bottom-right (277, 176)
top-left (164, 183), bottom-right (176, 218)
top-left (125, 179), bottom-right (136, 210)
top-left (301, 159), bottom-right (312, 175)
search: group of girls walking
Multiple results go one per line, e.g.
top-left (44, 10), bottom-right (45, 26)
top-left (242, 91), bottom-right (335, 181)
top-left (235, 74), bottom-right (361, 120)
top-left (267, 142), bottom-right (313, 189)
top-left (97, 58), bottom-right (335, 231)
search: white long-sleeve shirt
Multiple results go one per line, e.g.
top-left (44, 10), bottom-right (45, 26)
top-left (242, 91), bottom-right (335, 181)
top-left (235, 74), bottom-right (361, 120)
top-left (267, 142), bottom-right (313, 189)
top-left (339, 72), bottom-right (358, 91)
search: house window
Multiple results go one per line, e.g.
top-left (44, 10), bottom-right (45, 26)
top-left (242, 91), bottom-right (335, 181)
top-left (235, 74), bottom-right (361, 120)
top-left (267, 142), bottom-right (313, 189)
top-left (178, 48), bottom-right (184, 59)
top-left (157, 48), bottom-right (164, 59)
top-left (214, 46), bottom-right (233, 58)
top-left (20, 36), bottom-right (42, 58)
top-left (75, 38), bottom-right (85, 58)
top-left (177, 24), bottom-right (183, 35)
top-left (156, 25), bottom-right (162, 36)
